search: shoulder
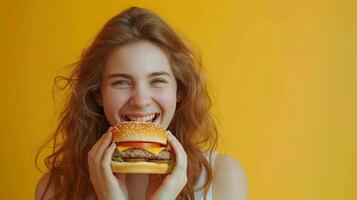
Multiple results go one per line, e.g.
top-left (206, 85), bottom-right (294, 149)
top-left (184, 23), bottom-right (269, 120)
top-left (211, 153), bottom-right (248, 200)
top-left (35, 174), bottom-right (55, 200)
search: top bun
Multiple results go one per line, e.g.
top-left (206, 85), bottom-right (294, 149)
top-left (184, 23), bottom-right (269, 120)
top-left (112, 122), bottom-right (167, 145)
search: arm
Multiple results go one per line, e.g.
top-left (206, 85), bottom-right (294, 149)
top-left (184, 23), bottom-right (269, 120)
top-left (212, 154), bottom-right (248, 200)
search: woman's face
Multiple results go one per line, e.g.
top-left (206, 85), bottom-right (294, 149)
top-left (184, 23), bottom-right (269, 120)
top-left (100, 41), bottom-right (178, 130)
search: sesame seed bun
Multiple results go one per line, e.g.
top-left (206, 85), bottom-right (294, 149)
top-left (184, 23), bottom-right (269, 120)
top-left (112, 121), bottom-right (168, 145)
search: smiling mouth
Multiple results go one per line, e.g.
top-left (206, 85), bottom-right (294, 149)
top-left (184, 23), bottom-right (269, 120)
top-left (121, 113), bottom-right (160, 123)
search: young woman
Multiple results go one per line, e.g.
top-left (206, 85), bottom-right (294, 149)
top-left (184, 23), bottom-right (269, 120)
top-left (35, 6), bottom-right (247, 200)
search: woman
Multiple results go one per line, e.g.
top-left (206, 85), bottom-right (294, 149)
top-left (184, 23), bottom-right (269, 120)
top-left (35, 6), bottom-right (247, 200)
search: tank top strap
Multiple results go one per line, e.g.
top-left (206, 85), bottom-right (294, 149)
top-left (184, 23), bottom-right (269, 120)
top-left (205, 152), bottom-right (216, 200)
top-left (209, 151), bottom-right (217, 168)
top-left (194, 151), bottom-right (217, 200)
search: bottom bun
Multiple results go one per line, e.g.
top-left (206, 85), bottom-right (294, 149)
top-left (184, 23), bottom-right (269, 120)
top-left (111, 161), bottom-right (170, 174)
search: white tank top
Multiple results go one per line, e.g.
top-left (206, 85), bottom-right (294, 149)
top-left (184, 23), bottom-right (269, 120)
top-left (194, 152), bottom-right (217, 200)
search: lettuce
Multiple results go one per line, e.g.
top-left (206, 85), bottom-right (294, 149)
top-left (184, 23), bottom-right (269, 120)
top-left (111, 156), bottom-right (124, 162)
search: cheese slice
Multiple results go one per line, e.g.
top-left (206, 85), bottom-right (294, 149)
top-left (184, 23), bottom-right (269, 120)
top-left (116, 146), bottom-right (166, 156)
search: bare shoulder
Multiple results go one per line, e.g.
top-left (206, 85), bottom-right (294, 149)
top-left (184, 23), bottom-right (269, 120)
top-left (35, 174), bottom-right (55, 200)
top-left (212, 153), bottom-right (248, 200)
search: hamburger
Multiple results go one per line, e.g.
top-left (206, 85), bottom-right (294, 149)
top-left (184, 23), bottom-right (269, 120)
top-left (110, 121), bottom-right (174, 174)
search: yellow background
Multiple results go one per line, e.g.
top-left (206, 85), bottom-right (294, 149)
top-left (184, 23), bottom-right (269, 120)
top-left (1, 0), bottom-right (356, 199)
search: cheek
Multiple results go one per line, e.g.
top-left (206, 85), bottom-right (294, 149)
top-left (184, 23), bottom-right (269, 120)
top-left (102, 89), bottom-right (130, 123)
top-left (153, 89), bottom-right (177, 129)
top-left (154, 89), bottom-right (177, 112)
top-left (106, 97), bottom-right (124, 109)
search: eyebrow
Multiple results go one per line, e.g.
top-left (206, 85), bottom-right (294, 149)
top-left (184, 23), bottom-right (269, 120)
top-left (108, 71), bottom-right (172, 79)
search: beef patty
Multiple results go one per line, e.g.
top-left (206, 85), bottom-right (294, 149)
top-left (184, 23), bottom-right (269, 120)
top-left (112, 148), bottom-right (172, 160)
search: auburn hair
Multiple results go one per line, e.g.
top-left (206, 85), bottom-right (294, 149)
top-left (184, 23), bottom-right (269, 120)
top-left (36, 6), bottom-right (218, 200)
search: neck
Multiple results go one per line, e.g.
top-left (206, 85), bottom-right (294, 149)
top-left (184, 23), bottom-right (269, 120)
top-left (126, 174), bottom-right (149, 200)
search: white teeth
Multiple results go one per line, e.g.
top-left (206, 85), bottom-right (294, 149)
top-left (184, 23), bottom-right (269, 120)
top-left (126, 114), bottom-right (156, 122)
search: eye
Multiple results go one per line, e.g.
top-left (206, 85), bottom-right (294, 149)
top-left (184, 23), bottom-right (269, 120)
top-left (112, 80), bottom-right (131, 87)
top-left (151, 78), bottom-right (168, 85)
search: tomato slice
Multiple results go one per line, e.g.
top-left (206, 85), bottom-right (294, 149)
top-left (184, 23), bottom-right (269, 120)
top-left (116, 141), bottom-right (161, 148)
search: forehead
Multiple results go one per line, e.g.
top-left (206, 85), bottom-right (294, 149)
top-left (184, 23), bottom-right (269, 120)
top-left (103, 41), bottom-right (172, 77)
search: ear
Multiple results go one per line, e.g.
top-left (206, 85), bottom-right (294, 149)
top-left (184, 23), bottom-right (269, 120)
top-left (176, 91), bottom-right (183, 102)
top-left (95, 94), bottom-right (103, 106)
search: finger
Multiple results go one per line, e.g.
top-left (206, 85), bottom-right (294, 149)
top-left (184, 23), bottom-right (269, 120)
top-left (88, 129), bottom-right (114, 170)
top-left (167, 131), bottom-right (186, 158)
top-left (95, 130), bottom-right (113, 160)
top-left (102, 142), bottom-right (117, 177)
top-left (95, 126), bottom-right (115, 155)
top-left (88, 133), bottom-right (109, 170)
top-left (87, 128), bottom-right (114, 194)
top-left (89, 126), bottom-right (113, 154)
top-left (166, 131), bottom-right (187, 170)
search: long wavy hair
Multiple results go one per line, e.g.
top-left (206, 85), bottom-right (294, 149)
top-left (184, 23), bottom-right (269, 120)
top-left (36, 6), bottom-right (218, 200)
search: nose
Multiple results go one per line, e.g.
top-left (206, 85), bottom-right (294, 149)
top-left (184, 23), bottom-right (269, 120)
top-left (129, 85), bottom-right (152, 108)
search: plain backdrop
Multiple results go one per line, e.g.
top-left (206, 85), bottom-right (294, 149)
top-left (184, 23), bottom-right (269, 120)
top-left (0, 0), bottom-right (356, 199)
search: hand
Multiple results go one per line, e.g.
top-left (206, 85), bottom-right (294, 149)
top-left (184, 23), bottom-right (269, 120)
top-left (88, 127), bottom-right (128, 200)
top-left (146, 131), bottom-right (188, 200)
